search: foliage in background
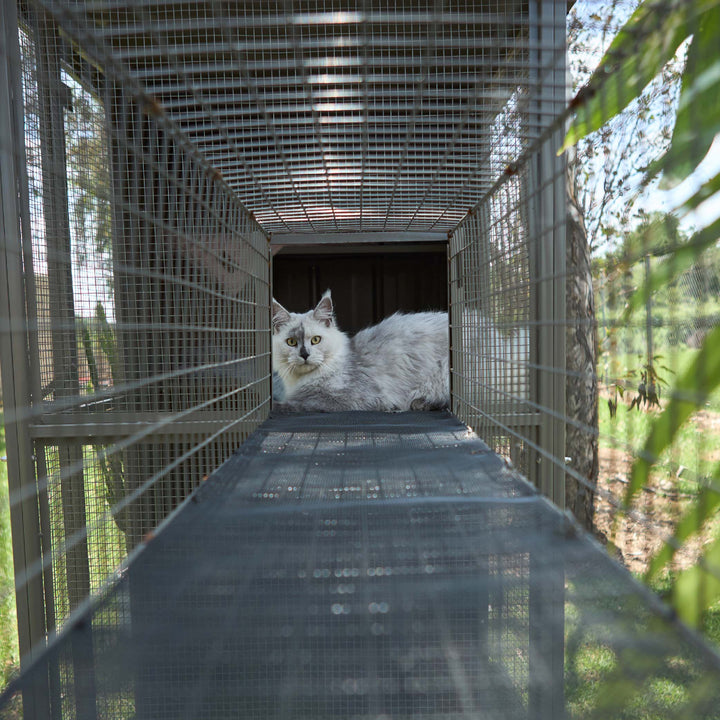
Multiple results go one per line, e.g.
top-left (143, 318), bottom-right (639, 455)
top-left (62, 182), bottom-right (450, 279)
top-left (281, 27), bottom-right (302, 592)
top-left (78, 303), bottom-right (128, 543)
top-left (0, 416), bottom-right (20, 699)
top-left (564, 0), bottom-right (720, 627)
top-left (63, 72), bottom-right (113, 299)
top-left (567, 0), bottom-right (683, 254)
top-left (595, 213), bottom-right (720, 417)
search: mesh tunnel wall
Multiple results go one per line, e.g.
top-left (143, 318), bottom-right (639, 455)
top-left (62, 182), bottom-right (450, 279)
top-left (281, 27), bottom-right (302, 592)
top-left (14, 1), bottom-right (720, 719)
top-left (1, 0), bottom-right (571, 656)
top-left (27, 0), bottom-right (554, 240)
top-left (4, 0), bottom-right (720, 718)
top-left (1, 0), bottom-right (271, 691)
top-left (449, 0), bottom-right (567, 504)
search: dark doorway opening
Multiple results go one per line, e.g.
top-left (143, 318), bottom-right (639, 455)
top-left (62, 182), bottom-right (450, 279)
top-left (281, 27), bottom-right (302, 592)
top-left (272, 243), bottom-right (448, 334)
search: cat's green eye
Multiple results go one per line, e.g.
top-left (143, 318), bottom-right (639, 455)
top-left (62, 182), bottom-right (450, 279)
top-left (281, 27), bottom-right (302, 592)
top-left (310, 335), bottom-right (321, 345)
top-left (286, 338), bottom-right (298, 347)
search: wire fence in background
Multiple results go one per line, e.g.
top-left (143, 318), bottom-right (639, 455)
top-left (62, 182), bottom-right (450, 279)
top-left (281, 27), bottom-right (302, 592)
top-left (593, 243), bottom-right (720, 573)
top-left (449, 0), bottom-right (568, 509)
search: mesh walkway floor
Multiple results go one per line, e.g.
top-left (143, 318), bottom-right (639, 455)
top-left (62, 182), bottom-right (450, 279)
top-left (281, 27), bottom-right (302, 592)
top-left (6, 412), bottom-right (720, 719)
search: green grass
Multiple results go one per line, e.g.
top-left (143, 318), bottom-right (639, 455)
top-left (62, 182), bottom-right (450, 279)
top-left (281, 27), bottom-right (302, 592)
top-left (701, 603), bottom-right (720, 647)
top-left (564, 591), bottom-right (720, 719)
top-left (585, 339), bottom-right (720, 717)
top-left (599, 392), bottom-right (720, 496)
top-left (0, 413), bottom-right (20, 695)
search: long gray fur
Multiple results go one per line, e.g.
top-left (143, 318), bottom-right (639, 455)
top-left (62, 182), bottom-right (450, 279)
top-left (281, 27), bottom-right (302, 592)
top-left (271, 290), bottom-right (449, 412)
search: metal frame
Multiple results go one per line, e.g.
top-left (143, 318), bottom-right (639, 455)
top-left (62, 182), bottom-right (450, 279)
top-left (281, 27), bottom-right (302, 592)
top-left (271, 231), bottom-right (448, 246)
top-left (529, 0), bottom-right (567, 509)
top-left (0, 4), bottom-right (53, 717)
top-left (448, 0), bottom-right (567, 501)
top-left (5, 1), bottom-right (720, 718)
top-left (4, 8), bottom-right (271, 715)
top-left (2, 1), bottom-right (573, 716)
top-left (36, 0), bottom-right (533, 237)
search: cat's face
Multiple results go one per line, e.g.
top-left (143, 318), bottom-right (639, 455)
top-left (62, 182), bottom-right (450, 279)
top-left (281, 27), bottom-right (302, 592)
top-left (272, 291), bottom-right (343, 381)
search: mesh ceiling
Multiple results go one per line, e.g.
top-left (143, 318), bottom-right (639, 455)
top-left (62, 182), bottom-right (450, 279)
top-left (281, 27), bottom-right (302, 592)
top-left (43, 0), bottom-right (554, 236)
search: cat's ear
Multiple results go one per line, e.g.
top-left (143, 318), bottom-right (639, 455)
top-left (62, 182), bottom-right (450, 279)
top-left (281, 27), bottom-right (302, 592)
top-left (272, 299), bottom-right (291, 333)
top-left (313, 289), bottom-right (334, 327)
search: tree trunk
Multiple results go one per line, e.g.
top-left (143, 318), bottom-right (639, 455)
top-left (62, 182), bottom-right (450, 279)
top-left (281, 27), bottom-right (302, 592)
top-left (565, 149), bottom-right (599, 530)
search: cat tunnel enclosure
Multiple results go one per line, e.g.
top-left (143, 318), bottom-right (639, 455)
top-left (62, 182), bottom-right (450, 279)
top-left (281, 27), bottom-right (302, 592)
top-left (2, 0), bottom-right (720, 718)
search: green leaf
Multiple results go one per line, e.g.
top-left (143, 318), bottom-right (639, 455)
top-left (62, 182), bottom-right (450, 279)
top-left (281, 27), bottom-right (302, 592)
top-left (618, 214), bottom-right (681, 262)
top-left (95, 301), bottom-right (118, 381)
top-left (653, 8), bottom-right (720, 187)
top-left (561, 0), bottom-right (705, 153)
top-left (79, 319), bottom-right (100, 392)
top-left (673, 537), bottom-right (720, 627)
top-left (645, 469), bottom-right (720, 582)
top-left (625, 322), bottom-right (720, 510)
top-left (622, 216), bottom-right (720, 319)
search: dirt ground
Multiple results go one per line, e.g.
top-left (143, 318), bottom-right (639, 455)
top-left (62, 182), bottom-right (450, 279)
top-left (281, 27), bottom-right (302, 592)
top-left (593, 410), bottom-right (719, 576)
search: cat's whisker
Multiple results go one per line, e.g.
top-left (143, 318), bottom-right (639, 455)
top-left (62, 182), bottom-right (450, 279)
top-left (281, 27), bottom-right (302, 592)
top-left (277, 364), bottom-right (295, 382)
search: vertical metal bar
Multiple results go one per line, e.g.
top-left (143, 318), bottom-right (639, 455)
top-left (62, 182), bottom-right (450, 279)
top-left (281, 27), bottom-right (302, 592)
top-left (530, 1), bottom-right (551, 498)
top-left (106, 83), bottom-right (153, 718)
top-left (12, 14), bottom-right (62, 714)
top-left (0, 5), bottom-right (51, 717)
top-left (449, 232), bottom-right (457, 414)
top-left (645, 254), bottom-right (653, 374)
top-left (34, 7), bottom-right (93, 601)
top-left (259, 246), bottom-right (272, 418)
top-left (526, 154), bottom-right (541, 492)
top-left (445, 237), bottom-right (453, 414)
top-left (549, 0), bottom-right (568, 511)
top-left (477, 204), bottom-right (493, 426)
top-left (107, 84), bottom-right (153, 548)
top-left (600, 280), bottom-right (608, 385)
top-left (527, 3), bottom-right (567, 718)
top-left (449, 224), bottom-right (465, 423)
top-left (529, 0), bottom-right (566, 508)
top-left (33, 9), bottom-right (97, 717)
top-left (143, 113), bottom-right (165, 530)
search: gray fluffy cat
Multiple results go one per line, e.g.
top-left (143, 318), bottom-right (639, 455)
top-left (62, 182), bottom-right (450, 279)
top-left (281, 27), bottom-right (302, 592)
top-left (272, 290), bottom-right (449, 412)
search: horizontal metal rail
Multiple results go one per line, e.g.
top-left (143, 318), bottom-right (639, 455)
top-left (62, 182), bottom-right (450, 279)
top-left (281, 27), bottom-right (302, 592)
top-left (29, 412), bottom-right (261, 439)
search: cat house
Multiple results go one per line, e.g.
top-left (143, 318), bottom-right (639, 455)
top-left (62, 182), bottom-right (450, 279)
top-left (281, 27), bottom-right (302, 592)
top-left (2, 1), bottom-right (719, 719)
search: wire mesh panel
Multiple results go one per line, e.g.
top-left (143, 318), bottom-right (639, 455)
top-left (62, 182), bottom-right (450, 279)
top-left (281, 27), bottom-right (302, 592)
top-left (26, 0), bottom-right (543, 239)
top-left (1, 1), bottom-right (271, 709)
top-left (3, 1), bottom-right (573, 691)
top-left (448, 0), bottom-right (720, 678)
top-left (4, 0), bottom-right (720, 717)
top-left (3, 411), bottom-right (720, 720)
top-left (449, 0), bottom-right (567, 505)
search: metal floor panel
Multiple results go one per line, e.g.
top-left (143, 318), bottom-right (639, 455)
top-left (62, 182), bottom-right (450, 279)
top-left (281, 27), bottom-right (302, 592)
top-left (4, 412), bottom-right (720, 719)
